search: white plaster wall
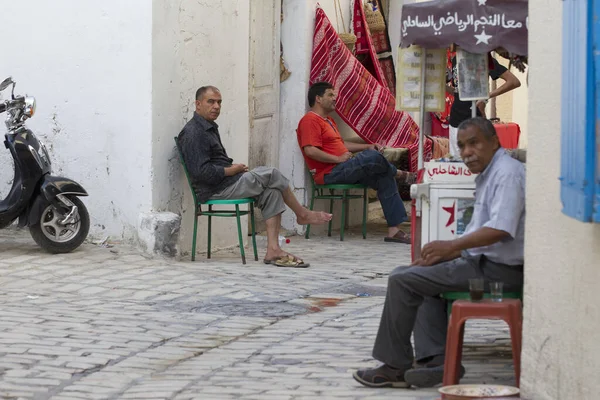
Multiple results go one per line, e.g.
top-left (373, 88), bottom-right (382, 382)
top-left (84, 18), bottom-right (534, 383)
top-left (152, 0), bottom-right (185, 214)
top-left (151, 0), bottom-right (251, 254)
top-left (521, 1), bottom-right (600, 399)
top-left (319, 0), bottom-right (353, 33)
top-left (280, 0), bottom-right (320, 232)
top-left (0, 1), bottom-right (152, 240)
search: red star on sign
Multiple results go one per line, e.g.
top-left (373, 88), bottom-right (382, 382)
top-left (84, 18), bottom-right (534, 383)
top-left (442, 201), bottom-right (456, 227)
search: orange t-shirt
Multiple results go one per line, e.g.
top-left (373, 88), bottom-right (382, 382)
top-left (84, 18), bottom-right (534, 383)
top-left (297, 112), bottom-right (348, 184)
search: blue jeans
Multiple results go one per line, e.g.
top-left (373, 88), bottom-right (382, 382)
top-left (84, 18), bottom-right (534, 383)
top-left (323, 149), bottom-right (407, 227)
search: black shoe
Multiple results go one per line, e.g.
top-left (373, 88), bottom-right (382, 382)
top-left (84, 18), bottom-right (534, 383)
top-left (352, 364), bottom-right (410, 388)
top-left (404, 363), bottom-right (466, 388)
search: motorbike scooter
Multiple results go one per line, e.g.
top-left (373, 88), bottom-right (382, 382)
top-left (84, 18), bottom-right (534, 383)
top-left (0, 77), bottom-right (89, 253)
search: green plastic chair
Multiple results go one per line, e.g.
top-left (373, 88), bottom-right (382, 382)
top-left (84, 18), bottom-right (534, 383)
top-left (304, 171), bottom-right (367, 241)
top-left (441, 290), bottom-right (524, 315)
top-left (174, 137), bottom-right (258, 264)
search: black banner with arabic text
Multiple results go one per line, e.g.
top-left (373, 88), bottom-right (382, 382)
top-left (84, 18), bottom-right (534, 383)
top-left (399, 0), bottom-right (528, 56)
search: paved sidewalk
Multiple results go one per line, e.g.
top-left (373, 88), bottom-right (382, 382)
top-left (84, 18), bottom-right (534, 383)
top-left (0, 226), bottom-right (517, 400)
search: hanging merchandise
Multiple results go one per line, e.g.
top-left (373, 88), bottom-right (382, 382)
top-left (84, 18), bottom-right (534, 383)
top-left (360, 0), bottom-right (395, 95)
top-left (334, 0), bottom-right (357, 53)
top-left (280, 43), bottom-right (291, 82)
top-left (351, 0), bottom-right (386, 86)
top-left (364, 0), bottom-right (386, 33)
top-left (396, 46), bottom-right (446, 112)
top-left (279, 2), bottom-right (291, 82)
top-left (455, 49), bottom-right (489, 101)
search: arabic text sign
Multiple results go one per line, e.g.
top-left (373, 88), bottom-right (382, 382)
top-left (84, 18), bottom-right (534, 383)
top-left (401, 12), bottom-right (526, 37)
top-left (423, 161), bottom-right (477, 183)
top-left (396, 46), bottom-right (446, 112)
top-left (427, 164), bottom-right (473, 179)
top-left (399, 0), bottom-right (528, 55)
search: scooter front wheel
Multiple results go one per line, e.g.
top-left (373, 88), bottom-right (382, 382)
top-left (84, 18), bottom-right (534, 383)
top-left (29, 195), bottom-right (90, 253)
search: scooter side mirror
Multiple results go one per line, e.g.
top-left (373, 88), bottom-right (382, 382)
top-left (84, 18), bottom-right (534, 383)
top-left (0, 77), bottom-right (13, 92)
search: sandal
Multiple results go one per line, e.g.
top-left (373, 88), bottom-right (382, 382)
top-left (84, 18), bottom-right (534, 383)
top-left (263, 254), bottom-right (310, 268)
top-left (384, 230), bottom-right (411, 244)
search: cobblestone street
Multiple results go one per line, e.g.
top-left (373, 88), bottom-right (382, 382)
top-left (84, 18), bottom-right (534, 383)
top-left (0, 226), bottom-right (517, 400)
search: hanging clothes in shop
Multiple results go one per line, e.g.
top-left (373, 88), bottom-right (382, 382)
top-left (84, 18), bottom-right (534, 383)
top-left (356, 0), bottom-right (396, 96)
top-left (352, 0), bottom-right (386, 86)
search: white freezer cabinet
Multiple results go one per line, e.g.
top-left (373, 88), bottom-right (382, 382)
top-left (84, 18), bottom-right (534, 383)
top-left (410, 162), bottom-right (477, 247)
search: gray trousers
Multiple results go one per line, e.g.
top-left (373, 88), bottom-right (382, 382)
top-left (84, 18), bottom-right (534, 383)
top-left (372, 254), bottom-right (524, 369)
top-left (211, 166), bottom-right (289, 220)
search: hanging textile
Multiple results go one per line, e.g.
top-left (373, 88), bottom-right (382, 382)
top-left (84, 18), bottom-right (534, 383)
top-left (430, 136), bottom-right (450, 158)
top-left (430, 48), bottom-right (455, 136)
top-left (363, 0), bottom-right (396, 96)
top-left (310, 7), bottom-right (431, 172)
top-left (352, 0), bottom-right (386, 85)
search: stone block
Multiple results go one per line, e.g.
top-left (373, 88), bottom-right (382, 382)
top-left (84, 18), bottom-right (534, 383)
top-left (137, 212), bottom-right (181, 257)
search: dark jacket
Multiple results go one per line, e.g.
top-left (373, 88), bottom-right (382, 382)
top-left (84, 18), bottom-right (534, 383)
top-left (177, 113), bottom-right (241, 203)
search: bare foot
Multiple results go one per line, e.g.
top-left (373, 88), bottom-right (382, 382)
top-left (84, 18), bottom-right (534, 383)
top-left (296, 210), bottom-right (333, 225)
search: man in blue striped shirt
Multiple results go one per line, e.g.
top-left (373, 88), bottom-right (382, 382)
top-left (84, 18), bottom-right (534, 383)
top-left (353, 117), bottom-right (525, 389)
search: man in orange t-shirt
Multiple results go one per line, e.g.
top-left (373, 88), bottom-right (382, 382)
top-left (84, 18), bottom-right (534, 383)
top-left (297, 82), bottom-right (412, 243)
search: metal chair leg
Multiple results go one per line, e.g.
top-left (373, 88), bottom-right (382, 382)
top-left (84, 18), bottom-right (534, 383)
top-left (250, 202), bottom-right (258, 261)
top-left (328, 189), bottom-right (334, 237)
top-left (207, 205), bottom-right (212, 259)
top-left (192, 208), bottom-right (199, 261)
top-left (344, 197), bottom-right (350, 229)
top-left (340, 190), bottom-right (347, 241)
top-left (235, 204), bottom-right (246, 264)
top-left (362, 187), bottom-right (367, 239)
top-left (305, 189), bottom-right (316, 239)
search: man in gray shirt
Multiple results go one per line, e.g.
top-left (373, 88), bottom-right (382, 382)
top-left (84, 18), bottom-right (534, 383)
top-left (178, 86), bottom-right (332, 268)
top-left (353, 117), bottom-right (525, 389)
